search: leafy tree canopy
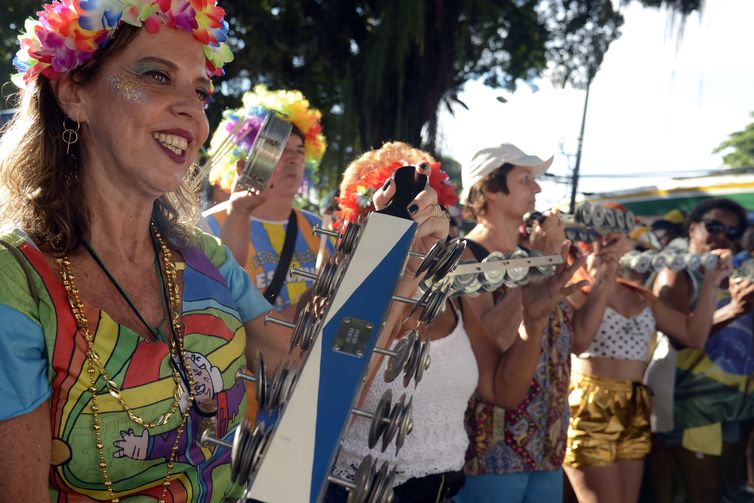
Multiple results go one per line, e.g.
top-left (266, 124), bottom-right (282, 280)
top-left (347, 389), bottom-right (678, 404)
top-left (0, 0), bottom-right (703, 192)
top-left (714, 112), bottom-right (754, 169)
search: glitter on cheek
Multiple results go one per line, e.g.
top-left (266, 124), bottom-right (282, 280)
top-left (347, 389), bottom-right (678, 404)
top-left (105, 73), bottom-right (147, 103)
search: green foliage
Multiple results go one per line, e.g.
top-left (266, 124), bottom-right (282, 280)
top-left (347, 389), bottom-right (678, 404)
top-left (0, 0), bottom-right (704, 197)
top-left (714, 112), bottom-right (754, 169)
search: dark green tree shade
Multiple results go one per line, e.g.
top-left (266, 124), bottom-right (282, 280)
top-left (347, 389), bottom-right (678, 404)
top-left (0, 0), bottom-right (703, 193)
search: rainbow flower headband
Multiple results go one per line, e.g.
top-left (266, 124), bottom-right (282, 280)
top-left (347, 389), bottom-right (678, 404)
top-left (207, 84), bottom-right (327, 190)
top-left (12, 0), bottom-right (233, 89)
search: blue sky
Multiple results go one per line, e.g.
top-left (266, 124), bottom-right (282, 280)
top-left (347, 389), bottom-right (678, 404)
top-left (437, 0), bottom-right (754, 209)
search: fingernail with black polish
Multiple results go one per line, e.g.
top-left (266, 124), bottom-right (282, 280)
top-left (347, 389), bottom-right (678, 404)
top-left (417, 161), bottom-right (429, 171)
top-left (382, 178), bottom-right (391, 190)
top-left (407, 204), bottom-right (419, 216)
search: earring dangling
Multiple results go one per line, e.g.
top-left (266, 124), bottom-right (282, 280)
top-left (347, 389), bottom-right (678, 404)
top-left (62, 117), bottom-right (80, 155)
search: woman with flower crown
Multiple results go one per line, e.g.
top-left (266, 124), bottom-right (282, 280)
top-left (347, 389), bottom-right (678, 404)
top-left (0, 2), bottom-right (449, 501)
top-left (326, 142), bottom-right (584, 503)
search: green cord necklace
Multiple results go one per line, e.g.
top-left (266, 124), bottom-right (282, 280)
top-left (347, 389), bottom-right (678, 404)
top-left (82, 228), bottom-right (170, 343)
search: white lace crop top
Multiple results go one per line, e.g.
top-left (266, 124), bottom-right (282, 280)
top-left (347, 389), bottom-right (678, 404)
top-left (579, 306), bottom-right (656, 361)
top-left (332, 304), bottom-right (479, 487)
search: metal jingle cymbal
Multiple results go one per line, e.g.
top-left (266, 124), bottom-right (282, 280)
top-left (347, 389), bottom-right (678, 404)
top-left (254, 353), bottom-right (268, 411)
top-left (590, 203), bottom-right (606, 228)
top-left (238, 421), bottom-right (263, 484)
top-left (505, 249), bottom-right (529, 282)
top-left (577, 202), bottom-right (592, 225)
top-left (402, 334), bottom-right (423, 388)
top-left (266, 365), bottom-right (285, 412)
top-left (230, 418), bottom-right (251, 485)
top-left (564, 227), bottom-right (580, 243)
top-left (414, 239), bottom-right (445, 278)
top-left (407, 284), bottom-right (433, 321)
top-left (381, 398), bottom-right (402, 452)
top-left (366, 460), bottom-right (390, 503)
top-left (384, 332), bottom-right (415, 383)
top-left (299, 313), bottom-right (320, 353)
top-left (395, 395), bottom-right (414, 455)
top-left (380, 467), bottom-right (397, 503)
top-left (413, 341), bottom-right (431, 386)
top-left (368, 389), bottom-right (393, 449)
top-left (349, 455), bottom-right (376, 503)
top-left (278, 363), bottom-right (298, 408)
top-left (624, 211), bottom-right (637, 231)
top-left (480, 251), bottom-right (506, 286)
top-left (614, 208), bottom-right (626, 231)
top-left (289, 307), bottom-right (309, 353)
top-left (419, 289), bottom-right (446, 325)
top-left (433, 245), bottom-right (465, 282)
top-left (314, 261), bottom-right (335, 298)
top-left (249, 422), bottom-right (272, 477)
top-left (604, 207), bottom-right (617, 230)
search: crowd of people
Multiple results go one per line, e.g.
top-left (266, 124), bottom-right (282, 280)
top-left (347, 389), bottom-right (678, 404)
top-left (1, 1), bottom-right (753, 503)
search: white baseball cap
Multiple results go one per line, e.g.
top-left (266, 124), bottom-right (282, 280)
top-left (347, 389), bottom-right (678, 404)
top-left (460, 143), bottom-right (553, 203)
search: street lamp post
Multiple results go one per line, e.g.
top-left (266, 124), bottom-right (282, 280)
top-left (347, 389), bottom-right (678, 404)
top-left (569, 77), bottom-right (592, 214)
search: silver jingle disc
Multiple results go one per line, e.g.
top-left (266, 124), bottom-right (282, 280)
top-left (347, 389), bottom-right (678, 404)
top-left (384, 331), bottom-right (416, 383)
top-left (604, 207), bottom-right (617, 230)
top-left (667, 253), bottom-right (685, 273)
top-left (381, 397), bottom-right (403, 452)
top-left (577, 202), bottom-right (593, 225)
top-left (631, 254), bottom-right (652, 274)
top-left (395, 395), bottom-right (414, 455)
top-left (614, 209), bottom-right (626, 231)
top-left (381, 467), bottom-right (397, 503)
top-left (528, 249), bottom-right (555, 277)
top-left (407, 284), bottom-right (433, 321)
top-left (249, 424), bottom-right (272, 477)
top-left (413, 341), bottom-right (431, 386)
top-left (350, 455), bottom-right (375, 503)
top-left (480, 251), bottom-right (506, 287)
top-left (415, 238), bottom-right (446, 278)
top-left (650, 252), bottom-right (667, 272)
top-left (368, 389), bottom-right (393, 449)
top-left (505, 249), bottom-right (529, 282)
top-left (254, 353), bottom-right (268, 411)
top-left (451, 260), bottom-right (480, 290)
top-left (431, 240), bottom-right (466, 282)
top-left (290, 307), bottom-right (311, 353)
top-left (590, 204), bottom-right (606, 228)
top-left (278, 363), bottom-right (298, 408)
top-left (684, 253), bottom-right (701, 271)
top-left (299, 313), bottom-right (321, 353)
top-left (237, 113), bottom-right (292, 193)
top-left (230, 418), bottom-right (252, 484)
top-left (403, 335), bottom-right (424, 388)
top-left (624, 211), bottom-right (637, 231)
top-left (314, 261), bottom-right (336, 298)
top-left (366, 461), bottom-right (389, 503)
top-left (701, 252), bottom-right (719, 270)
top-left (237, 421), bottom-right (264, 484)
top-left (369, 461), bottom-right (392, 503)
top-left (266, 365), bottom-right (285, 412)
top-left (419, 289), bottom-right (446, 325)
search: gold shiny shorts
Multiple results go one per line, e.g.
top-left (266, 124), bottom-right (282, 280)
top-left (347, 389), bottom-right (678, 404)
top-left (564, 372), bottom-right (651, 467)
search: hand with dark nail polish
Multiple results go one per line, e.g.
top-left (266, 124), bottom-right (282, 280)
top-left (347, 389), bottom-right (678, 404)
top-left (407, 204), bottom-right (419, 216)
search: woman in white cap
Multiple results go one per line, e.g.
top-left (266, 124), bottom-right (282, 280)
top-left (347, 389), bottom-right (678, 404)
top-left (454, 143), bottom-right (622, 503)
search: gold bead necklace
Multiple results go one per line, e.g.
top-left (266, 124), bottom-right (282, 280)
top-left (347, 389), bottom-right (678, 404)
top-left (57, 225), bottom-right (195, 503)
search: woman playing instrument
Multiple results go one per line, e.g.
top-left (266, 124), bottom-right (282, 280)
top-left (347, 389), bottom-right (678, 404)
top-left (0, 3), bottom-right (448, 501)
top-left (563, 204), bottom-right (732, 503)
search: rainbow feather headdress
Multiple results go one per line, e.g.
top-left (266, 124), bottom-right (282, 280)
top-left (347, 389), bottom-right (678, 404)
top-left (12, 0), bottom-right (233, 90)
top-left (207, 84), bottom-right (327, 190)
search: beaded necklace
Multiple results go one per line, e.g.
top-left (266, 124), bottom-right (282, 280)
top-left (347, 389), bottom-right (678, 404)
top-left (57, 224), bottom-right (195, 503)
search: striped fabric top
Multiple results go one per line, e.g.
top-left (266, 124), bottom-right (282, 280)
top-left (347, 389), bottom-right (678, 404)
top-left (207, 208), bottom-right (333, 309)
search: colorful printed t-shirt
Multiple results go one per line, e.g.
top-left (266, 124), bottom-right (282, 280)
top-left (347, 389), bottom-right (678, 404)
top-left (207, 208), bottom-right (333, 309)
top-left (465, 303), bottom-right (574, 474)
top-left (0, 228), bottom-right (271, 502)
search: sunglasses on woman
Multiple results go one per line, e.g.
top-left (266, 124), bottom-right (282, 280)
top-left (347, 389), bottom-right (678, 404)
top-left (702, 218), bottom-right (744, 240)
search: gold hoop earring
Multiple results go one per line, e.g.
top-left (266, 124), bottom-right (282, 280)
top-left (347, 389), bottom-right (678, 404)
top-left (62, 117), bottom-right (80, 155)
